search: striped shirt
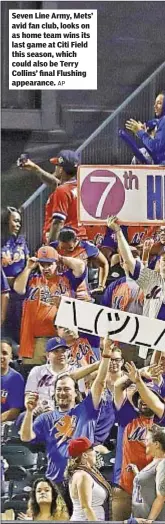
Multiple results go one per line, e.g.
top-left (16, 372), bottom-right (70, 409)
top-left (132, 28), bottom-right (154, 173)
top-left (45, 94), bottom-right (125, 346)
top-left (131, 260), bottom-right (165, 319)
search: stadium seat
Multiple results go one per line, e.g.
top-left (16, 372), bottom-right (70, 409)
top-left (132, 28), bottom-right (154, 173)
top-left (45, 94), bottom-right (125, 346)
top-left (2, 443), bottom-right (38, 469)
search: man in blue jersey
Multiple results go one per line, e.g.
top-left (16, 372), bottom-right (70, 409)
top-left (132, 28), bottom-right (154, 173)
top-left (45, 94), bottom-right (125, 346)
top-left (20, 337), bottom-right (114, 513)
top-left (1, 340), bottom-right (24, 423)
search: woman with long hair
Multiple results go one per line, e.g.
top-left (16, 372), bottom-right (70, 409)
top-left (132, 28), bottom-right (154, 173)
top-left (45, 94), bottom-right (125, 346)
top-left (65, 437), bottom-right (112, 521)
top-left (18, 477), bottom-right (69, 521)
top-left (128, 425), bottom-right (165, 523)
top-left (1, 206), bottom-right (29, 343)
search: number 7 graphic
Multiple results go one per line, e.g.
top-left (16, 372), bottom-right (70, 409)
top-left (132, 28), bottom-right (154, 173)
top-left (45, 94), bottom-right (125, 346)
top-left (90, 176), bottom-right (116, 217)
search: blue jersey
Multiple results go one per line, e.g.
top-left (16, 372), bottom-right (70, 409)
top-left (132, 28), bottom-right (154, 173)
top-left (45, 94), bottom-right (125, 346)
top-left (1, 268), bottom-right (10, 293)
top-left (1, 367), bottom-right (24, 413)
top-left (1, 235), bottom-right (29, 278)
top-left (94, 389), bottom-right (115, 444)
top-left (137, 115), bottom-right (165, 165)
top-left (30, 393), bottom-right (99, 482)
top-left (102, 276), bottom-right (143, 315)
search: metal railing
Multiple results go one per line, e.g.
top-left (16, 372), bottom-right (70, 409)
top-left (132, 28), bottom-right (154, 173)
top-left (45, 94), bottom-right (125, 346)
top-left (22, 62), bottom-right (165, 252)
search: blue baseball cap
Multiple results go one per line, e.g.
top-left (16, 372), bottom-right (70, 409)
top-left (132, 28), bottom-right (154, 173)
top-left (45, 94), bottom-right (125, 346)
top-left (49, 150), bottom-right (80, 173)
top-left (46, 337), bottom-right (69, 353)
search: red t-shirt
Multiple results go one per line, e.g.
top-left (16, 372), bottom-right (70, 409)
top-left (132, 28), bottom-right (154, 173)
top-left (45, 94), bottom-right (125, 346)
top-left (119, 416), bottom-right (153, 494)
top-left (43, 179), bottom-right (87, 240)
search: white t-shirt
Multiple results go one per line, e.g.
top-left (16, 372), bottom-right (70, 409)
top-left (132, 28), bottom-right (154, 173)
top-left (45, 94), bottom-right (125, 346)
top-left (25, 363), bottom-right (75, 410)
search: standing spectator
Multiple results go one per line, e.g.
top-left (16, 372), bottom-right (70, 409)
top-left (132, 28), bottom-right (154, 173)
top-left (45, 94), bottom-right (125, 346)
top-left (131, 425), bottom-right (165, 522)
top-left (102, 247), bottom-right (144, 315)
top-left (24, 336), bottom-right (99, 414)
top-left (106, 345), bottom-right (124, 395)
top-left (1, 268), bottom-right (10, 327)
top-left (66, 437), bottom-right (112, 521)
top-left (107, 216), bottom-right (165, 320)
top-left (1, 206), bottom-right (29, 343)
top-left (19, 338), bottom-right (114, 512)
top-left (131, 119), bottom-right (157, 165)
top-left (57, 327), bottom-right (100, 366)
top-left (50, 227), bottom-right (109, 296)
top-left (125, 91), bottom-right (165, 165)
top-left (125, 361), bottom-right (165, 427)
top-left (47, 150), bottom-right (87, 242)
top-left (13, 246), bottom-right (87, 366)
top-left (1, 339), bottom-right (24, 423)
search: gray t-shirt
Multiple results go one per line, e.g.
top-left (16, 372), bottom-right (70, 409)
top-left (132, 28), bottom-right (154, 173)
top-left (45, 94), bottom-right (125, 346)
top-left (132, 458), bottom-right (165, 520)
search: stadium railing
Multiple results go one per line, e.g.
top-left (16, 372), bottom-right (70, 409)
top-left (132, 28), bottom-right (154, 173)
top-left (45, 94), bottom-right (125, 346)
top-left (22, 62), bottom-right (165, 253)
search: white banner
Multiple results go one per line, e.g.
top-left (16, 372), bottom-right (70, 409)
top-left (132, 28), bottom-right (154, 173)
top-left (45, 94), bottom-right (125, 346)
top-left (55, 297), bottom-right (165, 353)
top-left (77, 165), bottom-right (165, 224)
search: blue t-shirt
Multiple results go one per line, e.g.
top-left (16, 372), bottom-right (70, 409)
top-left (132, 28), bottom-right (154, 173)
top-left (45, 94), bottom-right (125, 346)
top-left (1, 235), bottom-right (29, 278)
top-left (30, 393), bottom-right (99, 482)
top-left (94, 389), bottom-right (115, 443)
top-left (1, 367), bottom-right (24, 413)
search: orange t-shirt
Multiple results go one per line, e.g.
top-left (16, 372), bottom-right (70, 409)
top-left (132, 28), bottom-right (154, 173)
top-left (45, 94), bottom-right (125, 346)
top-left (19, 272), bottom-right (76, 359)
top-left (119, 415), bottom-right (153, 494)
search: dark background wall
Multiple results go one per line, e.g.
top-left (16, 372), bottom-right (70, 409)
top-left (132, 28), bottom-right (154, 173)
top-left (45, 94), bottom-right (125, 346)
top-left (2, 1), bottom-right (165, 207)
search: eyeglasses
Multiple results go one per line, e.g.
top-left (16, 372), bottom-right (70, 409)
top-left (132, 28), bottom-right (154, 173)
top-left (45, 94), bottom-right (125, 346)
top-left (110, 358), bottom-right (123, 362)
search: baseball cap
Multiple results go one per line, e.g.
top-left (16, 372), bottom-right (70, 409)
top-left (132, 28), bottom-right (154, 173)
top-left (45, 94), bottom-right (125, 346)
top-left (49, 150), bottom-right (80, 173)
top-left (37, 246), bottom-right (59, 263)
top-left (68, 437), bottom-right (93, 457)
top-left (46, 337), bottom-right (69, 353)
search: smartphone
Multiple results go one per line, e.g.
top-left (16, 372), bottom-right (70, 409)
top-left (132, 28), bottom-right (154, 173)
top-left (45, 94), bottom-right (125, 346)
top-left (17, 153), bottom-right (29, 168)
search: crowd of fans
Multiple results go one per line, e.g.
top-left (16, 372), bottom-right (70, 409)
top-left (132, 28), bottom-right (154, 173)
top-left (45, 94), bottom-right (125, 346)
top-left (1, 91), bottom-right (165, 522)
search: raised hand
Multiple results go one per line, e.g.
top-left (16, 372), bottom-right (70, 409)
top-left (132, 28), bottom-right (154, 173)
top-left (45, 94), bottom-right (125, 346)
top-left (125, 118), bottom-right (144, 134)
top-left (25, 392), bottom-right (39, 412)
top-left (107, 215), bottom-right (120, 232)
top-left (125, 361), bottom-right (140, 383)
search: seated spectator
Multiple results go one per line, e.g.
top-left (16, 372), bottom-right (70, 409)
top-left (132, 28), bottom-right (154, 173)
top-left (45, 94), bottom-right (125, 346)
top-left (50, 227), bottom-right (109, 296)
top-left (1, 268), bottom-right (10, 327)
top-left (65, 437), bottom-right (112, 521)
top-left (131, 119), bottom-right (157, 164)
top-left (1, 339), bottom-right (24, 423)
top-left (1, 206), bottom-right (29, 344)
top-left (131, 425), bottom-right (165, 522)
top-left (102, 247), bottom-right (144, 315)
top-left (125, 91), bottom-right (165, 165)
top-left (107, 215), bottom-right (165, 320)
top-left (13, 246), bottom-right (87, 366)
top-left (19, 338), bottom-right (114, 514)
top-left (24, 336), bottom-right (99, 415)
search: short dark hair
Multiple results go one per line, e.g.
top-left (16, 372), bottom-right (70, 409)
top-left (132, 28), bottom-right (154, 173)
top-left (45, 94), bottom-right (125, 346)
top-left (28, 477), bottom-right (59, 518)
top-left (59, 228), bottom-right (77, 243)
top-left (54, 374), bottom-right (82, 405)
